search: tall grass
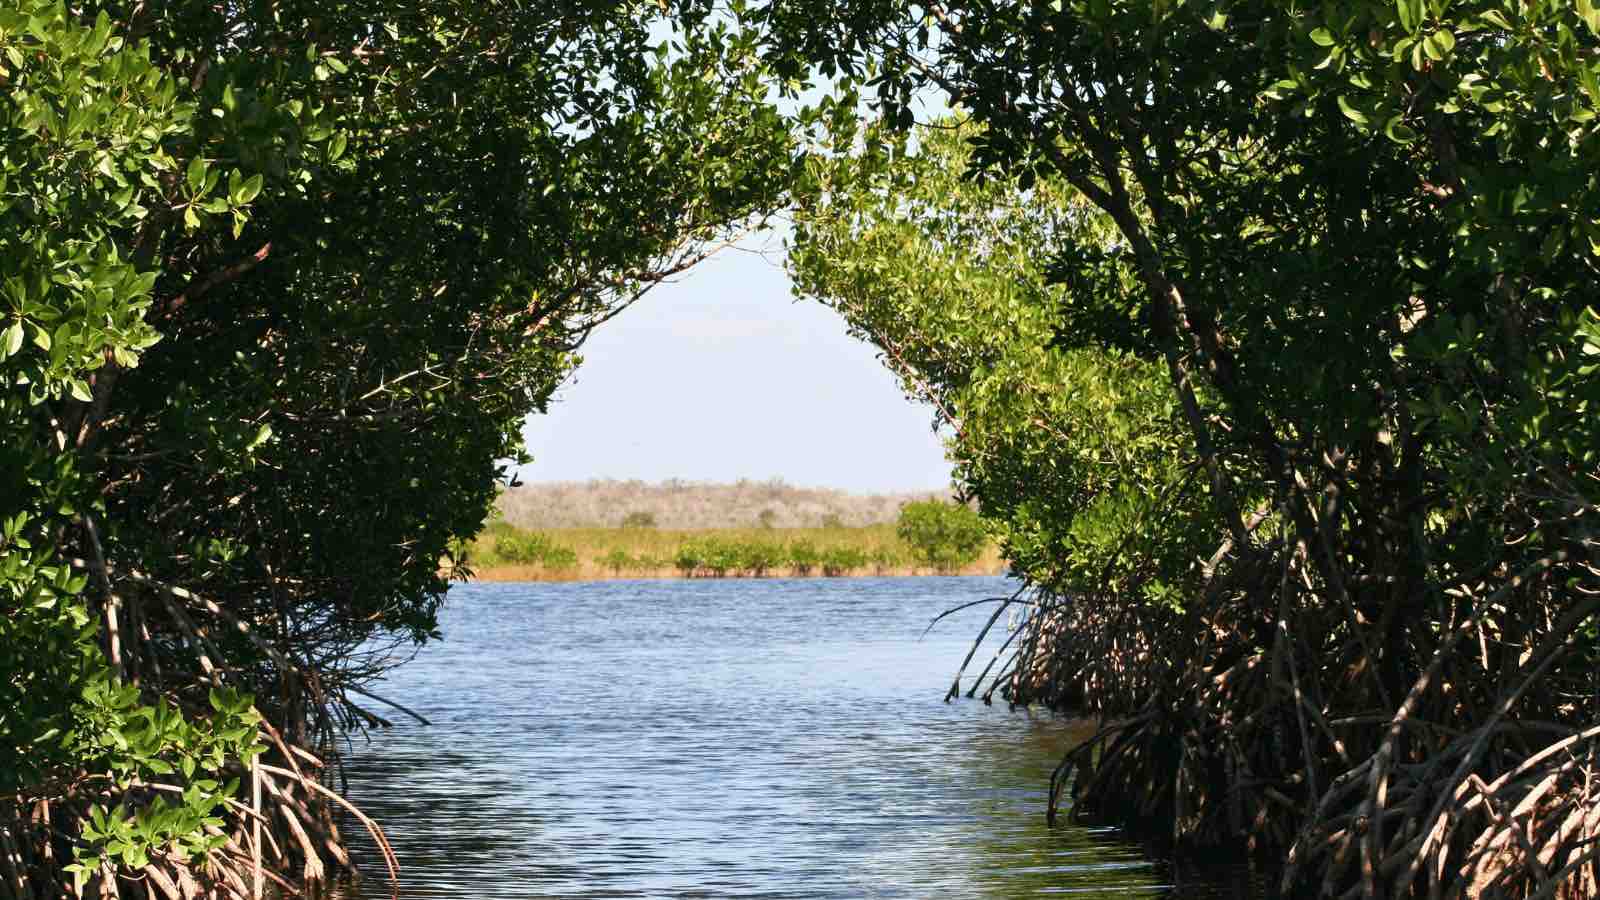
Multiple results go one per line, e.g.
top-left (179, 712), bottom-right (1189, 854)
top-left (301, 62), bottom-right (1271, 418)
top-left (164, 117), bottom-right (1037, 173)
top-left (464, 522), bottom-right (1005, 580)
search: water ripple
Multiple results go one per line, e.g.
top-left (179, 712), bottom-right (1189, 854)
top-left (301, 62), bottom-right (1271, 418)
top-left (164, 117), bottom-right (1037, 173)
top-left (326, 578), bottom-right (1260, 899)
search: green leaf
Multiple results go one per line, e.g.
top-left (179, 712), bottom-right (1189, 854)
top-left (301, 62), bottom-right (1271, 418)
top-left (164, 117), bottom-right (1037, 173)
top-left (236, 173), bottom-right (263, 205)
top-left (1385, 116), bottom-right (1418, 143)
top-left (1480, 9), bottom-right (1512, 29)
top-left (185, 157), bottom-right (206, 194)
top-left (2, 321), bottom-right (22, 358)
top-left (1337, 95), bottom-right (1369, 125)
top-left (245, 423), bottom-right (272, 452)
top-left (1310, 27), bottom-right (1336, 47)
top-left (1580, 0), bottom-right (1600, 35)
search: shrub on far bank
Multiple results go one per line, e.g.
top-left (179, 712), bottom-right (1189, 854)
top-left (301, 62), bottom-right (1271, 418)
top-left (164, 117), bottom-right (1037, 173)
top-left (870, 546), bottom-right (906, 575)
top-left (489, 530), bottom-right (578, 570)
top-left (896, 500), bottom-right (987, 574)
top-left (464, 521), bottom-right (999, 578)
top-left (821, 547), bottom-right (868, 577)
top-left (788, 540), bottom-right (820, 576)
top-left (674, 543), bottom-right (705, 577)
top-left (741, 542), bottom-right (785, 577)
top-left (601, 548), bottom-right (634, 575)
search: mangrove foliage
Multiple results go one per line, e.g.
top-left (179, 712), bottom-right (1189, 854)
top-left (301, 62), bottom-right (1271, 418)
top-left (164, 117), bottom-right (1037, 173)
top-left (780, 2), bottom-right (1600, 894)
top-left (0, 1), bottom-right (793, 895)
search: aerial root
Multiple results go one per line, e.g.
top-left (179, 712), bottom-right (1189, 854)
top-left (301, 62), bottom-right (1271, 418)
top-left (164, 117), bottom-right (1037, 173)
top-left (1, 743), bottom-right (394, 900)
top-left (954, 504), bottom-right (1600, 898)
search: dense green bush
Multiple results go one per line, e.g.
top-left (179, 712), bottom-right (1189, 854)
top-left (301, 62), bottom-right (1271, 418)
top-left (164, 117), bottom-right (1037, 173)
top-left (787, 540), bottom-right (820, 576)
top-left (894, 501), bottom-right (987, 574)
top-left (701, 539), bottom-right (741, 577)
top-left (491, 532), bottom-right (577, 569)
top-left (821, 547), bottom-right (868, 577)
top-left (673, 544), bottom-right (704, 577)
top-left (738, 541), bottom-right (785, 577)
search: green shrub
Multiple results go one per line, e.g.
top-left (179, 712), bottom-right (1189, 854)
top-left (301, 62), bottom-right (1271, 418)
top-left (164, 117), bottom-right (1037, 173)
top-left (699, 538), bottom-right (740, 577)
top-left (673, 544), bottom-right (704, 577)
top-left (788, 540), bottom-right (819, 576)
top-left (492, 533), bottom-right (541, 564)
top-left (821, 546), bottom-right (868, 576)
top-left (490, 531), bottom-right (577, 568)
top-left (896, 500), bottom-right (987, 574)
top-left (736, 541), bottom-right (785, 577)
top-left (541, 545), bottom-right (578, 570)
top-left (600, 548), bottom-right (633, 575)
top-left (620, 511), bottom-right (657, 529)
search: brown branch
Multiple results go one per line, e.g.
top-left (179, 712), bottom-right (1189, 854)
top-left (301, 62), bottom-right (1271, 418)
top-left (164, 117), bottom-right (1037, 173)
top-left (165, 243), bottom-right (273, 316)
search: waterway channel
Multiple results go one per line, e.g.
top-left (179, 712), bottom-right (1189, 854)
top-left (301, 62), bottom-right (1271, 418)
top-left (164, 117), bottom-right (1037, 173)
top-left (329, 577), bottom-right (1264, 898)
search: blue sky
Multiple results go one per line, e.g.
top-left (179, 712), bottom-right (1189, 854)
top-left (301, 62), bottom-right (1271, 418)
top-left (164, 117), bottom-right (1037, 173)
top-left (515, 234), bottom-right (955, 493)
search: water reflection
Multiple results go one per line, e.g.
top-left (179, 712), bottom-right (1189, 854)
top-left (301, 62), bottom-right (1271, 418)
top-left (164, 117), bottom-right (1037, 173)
top-left (325, 578), bottom-right (1261, 898)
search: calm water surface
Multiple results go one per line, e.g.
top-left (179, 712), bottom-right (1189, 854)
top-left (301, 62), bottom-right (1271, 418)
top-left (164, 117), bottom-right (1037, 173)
top-left (330, 577), bottom-right (1261, 898)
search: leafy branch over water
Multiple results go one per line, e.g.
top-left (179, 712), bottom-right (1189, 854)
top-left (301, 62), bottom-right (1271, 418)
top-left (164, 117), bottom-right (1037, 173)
top-left (780, 0), bottom-right (1600, 889)
top-left (0, 1), bottom-right (795, 895)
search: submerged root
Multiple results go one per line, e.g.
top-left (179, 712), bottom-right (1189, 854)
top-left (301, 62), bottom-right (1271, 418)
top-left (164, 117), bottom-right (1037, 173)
top-left (0, 740), bottom-right (396, 900)
top-left (962, 492), bottom-right (1600, 898)
top-left (4, 560), bottom-right (407, 900)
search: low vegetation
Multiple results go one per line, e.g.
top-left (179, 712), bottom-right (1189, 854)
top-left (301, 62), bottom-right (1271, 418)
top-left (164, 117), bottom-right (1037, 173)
top-left (896, 500), bottom-right (987, 574)
top-left (464, 519), bottom-right (1004, 580)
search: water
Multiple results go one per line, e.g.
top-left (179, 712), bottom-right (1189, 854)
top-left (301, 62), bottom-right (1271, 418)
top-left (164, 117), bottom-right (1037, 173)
top-left (329, 577), bottom-right (1262, 898)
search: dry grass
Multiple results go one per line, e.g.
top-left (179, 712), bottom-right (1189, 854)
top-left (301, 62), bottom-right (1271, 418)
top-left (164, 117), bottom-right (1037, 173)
top-left (495, 478), bottom-right (953, 529)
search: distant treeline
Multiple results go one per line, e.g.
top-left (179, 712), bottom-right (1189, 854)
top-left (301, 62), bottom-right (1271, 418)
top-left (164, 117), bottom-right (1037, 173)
top-left (465, 520), bottom-right (1004, 580)
top-left (495, 478), bottom-right (951, 530)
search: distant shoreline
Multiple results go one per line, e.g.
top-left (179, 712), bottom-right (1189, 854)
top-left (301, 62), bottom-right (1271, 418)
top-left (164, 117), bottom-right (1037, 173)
top-left (466, 562), bottom-right (1007, 582)
top-left (457, 523), bottom-right (1006, 582)
top-left (494, 478), bottom-right (956, 531)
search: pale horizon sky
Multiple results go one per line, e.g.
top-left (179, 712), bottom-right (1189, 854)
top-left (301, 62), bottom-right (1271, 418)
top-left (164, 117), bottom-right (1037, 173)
top-left (514, 233), bottom-right (957, 494)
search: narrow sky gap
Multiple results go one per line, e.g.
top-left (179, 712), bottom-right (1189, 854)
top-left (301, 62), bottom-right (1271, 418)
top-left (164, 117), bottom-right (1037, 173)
top-left (516, 236), bottom-right (955, 493)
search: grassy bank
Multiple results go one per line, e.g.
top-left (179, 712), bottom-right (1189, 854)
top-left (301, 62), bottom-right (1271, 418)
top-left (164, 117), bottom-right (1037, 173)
top-left (464, 522), bottom-right (1007, 581)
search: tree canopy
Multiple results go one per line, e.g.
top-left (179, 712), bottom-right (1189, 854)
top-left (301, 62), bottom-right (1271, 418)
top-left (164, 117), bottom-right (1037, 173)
top-left (780, 0), bottom-right (1600, 895)
top-left (7, 0), bottom-right (1600, 896)
top-left (2, 0), bottom-right (794, 894)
